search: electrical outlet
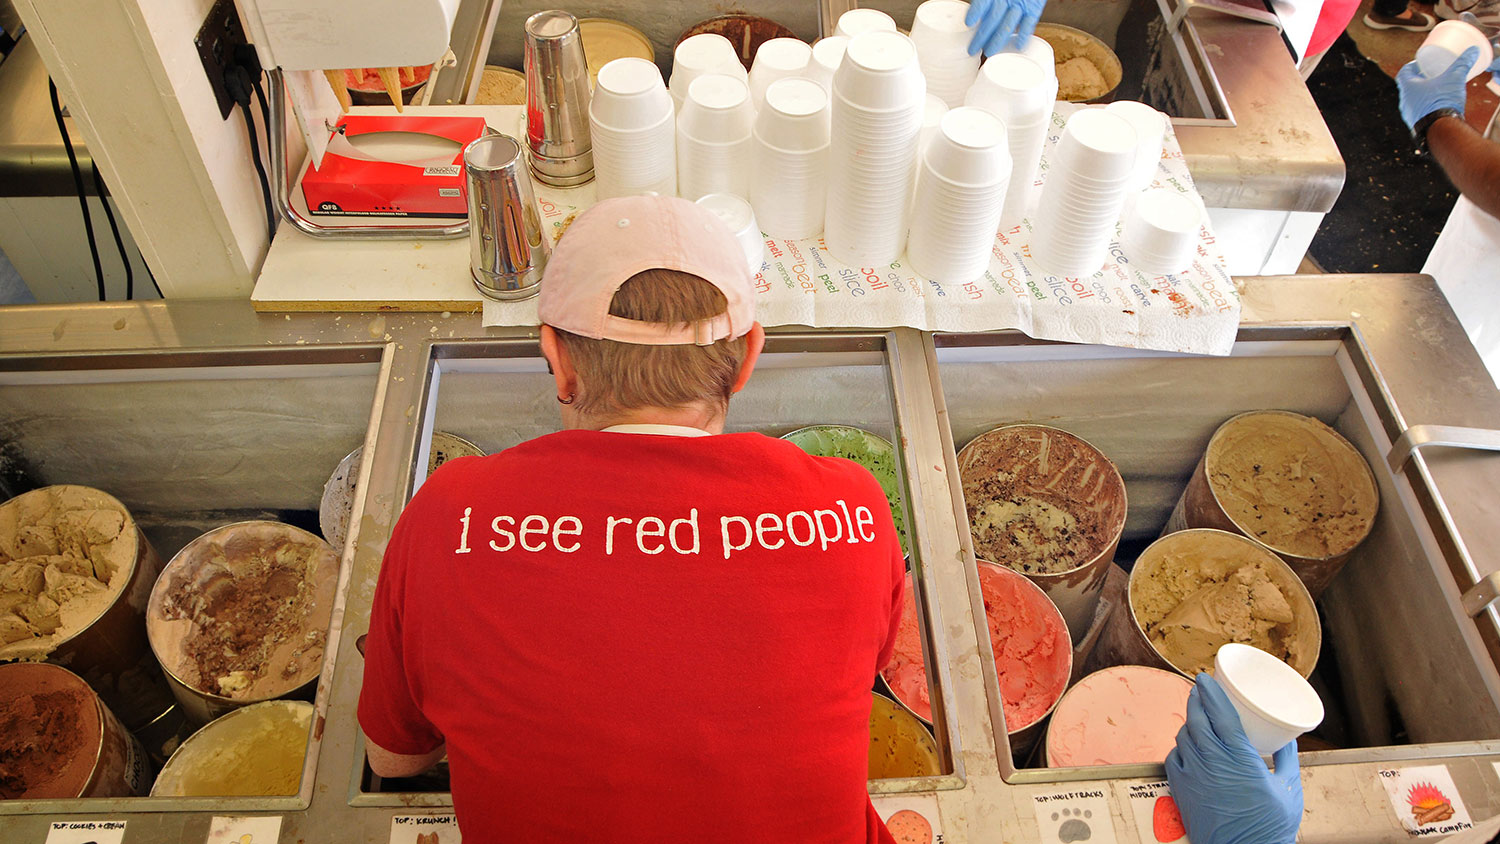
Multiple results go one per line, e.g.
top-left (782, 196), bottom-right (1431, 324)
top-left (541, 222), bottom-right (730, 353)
top-left (195, 0), bottom-right (249, 120)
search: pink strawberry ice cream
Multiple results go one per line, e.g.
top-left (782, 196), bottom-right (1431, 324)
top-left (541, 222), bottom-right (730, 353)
top-left (1045, 665), bottom-right (1194, 767)
top-left (882, 564), bottom-right (1071, 732)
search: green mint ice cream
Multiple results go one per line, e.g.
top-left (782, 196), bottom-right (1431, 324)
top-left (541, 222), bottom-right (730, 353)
top-left (783, 425), bottom-right (910, 557)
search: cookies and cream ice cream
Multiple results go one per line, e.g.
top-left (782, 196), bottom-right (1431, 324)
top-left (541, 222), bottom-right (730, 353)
top-left (148, 522), bottom-right (338, 703)
top-left (1205, 412), bottom-right (1377, 560)
top-left (0, 486), bottom-right (138, 661)
top-left (1131, 530), bottom-right (1318, 677)
top-left (1045, 666), bottom-right (1193, 767)
top-left (958, 426), bottom-right (1126, 575)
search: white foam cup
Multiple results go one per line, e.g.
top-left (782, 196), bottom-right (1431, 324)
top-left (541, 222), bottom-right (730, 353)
top-left (1055, 110), bottom-right (1138, 181)
top-left (925, 106), bottom-right (1010, 186)
top-left (592, 58), bottom-right (674, 131)
top-left (1008, 35), bottom-right (1056, 74)
top-left (1124, 188), bottom-right (1202, 274)
top-left (809, 36), bottom-right (851, 91)
top-left (749, 38), bottom-right (813, 110)
top-left (836, 8), bottom-right (898, 39)
top-left (670, 33), bottom-right (747, 107)
top-left (1417, 20), bottom-right (1494, 81)
top-left (757, 78), bottom-right (831, 150)
top-left (912, 0), bottom-right (982, 106)
top-left (966, 53), bottom-right (1056, 122)
top-left (679, 75), bottom-right (756, 144)
top-left (1105, 100), bottom-right (1166, 192)
top-left (1213, 643), bottom-right (1325, 756)
top-left (696, 193), bottom-right (765, 274)
top-left (833, 31), bottom-right (926, 111)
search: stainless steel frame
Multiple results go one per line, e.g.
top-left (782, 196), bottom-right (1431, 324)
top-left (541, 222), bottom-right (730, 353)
top-left (1, 274), bottom-right (1499, 842)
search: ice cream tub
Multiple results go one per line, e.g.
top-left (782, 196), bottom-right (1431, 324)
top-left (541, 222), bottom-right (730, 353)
top-left (320, 431), bottom-right (486, 552)
top-left (1163, 410), bottom-right (1378, 597)
top-left (869, 692), bottom-right (942, 780)
top-left (147, 521), bottom-right (340, 724)
top-left (0, 485), bottom-right (174, 730)
top-left (0, 662), bottom-right (148, 799)
top-left (151, 700), bottom-right (313, 796)
top-left (957, 425), bottom-right (1127, 642)
top-left (1045, 665), bottom-right (1193, 767)
top-left (881, 564), bottom-right (1071, 758)
top-left (1098, 528), bottom-right (1321, 679)
top-left (782, 425), bottom-right (909, 558)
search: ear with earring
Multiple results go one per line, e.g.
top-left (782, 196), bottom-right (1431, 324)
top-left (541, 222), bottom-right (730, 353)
top-left (557, 393), bottom-right (575, 405)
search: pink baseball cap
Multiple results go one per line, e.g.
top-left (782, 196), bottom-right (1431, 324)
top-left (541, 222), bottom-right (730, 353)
top-left (539, 195), bottom-right (756, 346)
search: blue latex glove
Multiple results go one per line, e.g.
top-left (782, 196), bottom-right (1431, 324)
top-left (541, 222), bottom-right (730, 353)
top-left (966, 0), bottom-right (1046, 57)
top-left (1165, 674), bottom-right (1303, 844)
top-left (1395, 45), bottom-right (1479, 132)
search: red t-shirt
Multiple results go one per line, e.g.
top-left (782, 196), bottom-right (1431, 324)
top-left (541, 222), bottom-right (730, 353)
top-left (359, 429), bottom-right (906, 844)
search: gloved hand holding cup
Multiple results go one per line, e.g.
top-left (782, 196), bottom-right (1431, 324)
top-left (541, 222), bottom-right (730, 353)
top-left (1396, 45), bottom-right (1479, 131)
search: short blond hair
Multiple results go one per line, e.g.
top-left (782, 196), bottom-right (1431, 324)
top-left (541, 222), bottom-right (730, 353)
top-left (555, 269), bottom-right (750, 416)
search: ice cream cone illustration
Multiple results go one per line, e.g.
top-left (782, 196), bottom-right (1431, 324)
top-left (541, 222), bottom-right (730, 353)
top-left (1407, 782), bottom-right (1455, 826)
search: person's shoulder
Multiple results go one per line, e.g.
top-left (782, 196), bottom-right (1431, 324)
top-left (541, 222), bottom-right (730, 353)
top-left (727, 433), bottom-right (887, 491)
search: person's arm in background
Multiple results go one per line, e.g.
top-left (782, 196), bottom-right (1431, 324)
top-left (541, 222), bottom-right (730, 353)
top-left (1397, 47), bottom-right (1500, 221)
top-left (1165, 675), bottom-right (1303, 844)
top-left (966, 0), bottom-right (1047, 56)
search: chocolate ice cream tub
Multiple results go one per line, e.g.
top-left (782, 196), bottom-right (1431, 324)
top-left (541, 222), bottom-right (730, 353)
top-left (0, 662), bottom-right (148, 799)
top-left (1164, 411), bottom-right (1378, 597)
top-left (147, 521), bottom-right (339, 724)
top-left (957, 425), bottom-right (1127, 643)
top-left (0, 485), bottom-right (174, 730)
top-left (151, 700), bottom-right (313, 797)
top-left (1097, 529), bottom-right (1321, 679)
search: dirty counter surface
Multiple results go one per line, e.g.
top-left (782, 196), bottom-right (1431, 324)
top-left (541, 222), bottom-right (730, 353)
top-left (0, 274), bottom-right (1499, 842)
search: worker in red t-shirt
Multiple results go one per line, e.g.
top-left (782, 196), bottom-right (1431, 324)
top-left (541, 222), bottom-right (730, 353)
top-left (358, 195), bottom-right (906, 844)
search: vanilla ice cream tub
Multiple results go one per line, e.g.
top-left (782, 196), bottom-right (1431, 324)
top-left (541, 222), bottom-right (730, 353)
top-left (1164, 410), bottom-right (1378, 597)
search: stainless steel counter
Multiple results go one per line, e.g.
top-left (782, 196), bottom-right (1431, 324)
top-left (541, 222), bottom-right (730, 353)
top-left (0, 274), bottom-right (1498, 843)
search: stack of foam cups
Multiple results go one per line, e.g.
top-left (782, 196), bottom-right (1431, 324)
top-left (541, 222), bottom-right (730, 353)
top-left (1006, 35), bottom-right (1055, 74)
top-left (751, 79), bottom-right (831, 240)
top-left (908, 107), bottom-right (1012, 282)
top-left (670, 33), bottom-right (748, 110)
top-left (1032, 109), bottom-right (1140, 278)
top-left (749, 38), bottom-right (813, 112)
top-left (677, 74), bottom-right (756, 201)
top-left (1123, 187), bottom-right (1202, 275)
top-left (965, 52), bottom-right (1057, 228)
top-left (920, 94), bottom-right (951, 154)
top-left (591, 58), bottom-right (677, 199)
top-left (808, 36), bottom-right (850, 91)
top-left (825, 31), bottom-right (927, 266)
top-left (911, 0), bottom-right (982, 107)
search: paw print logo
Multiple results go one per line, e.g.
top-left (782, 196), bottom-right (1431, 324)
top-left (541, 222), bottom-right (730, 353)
top-left (1052, 807), bottom-right (1093, 843)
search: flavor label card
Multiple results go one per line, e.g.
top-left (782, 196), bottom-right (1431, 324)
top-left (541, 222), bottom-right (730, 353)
top-left (207, 816), bottom-right (282, 844)
top-left (44, 820), bottom-right (126, 844)
top-left (1033, 788), bottom-right (1117, 844)
top-left (872, 793), bottom-right (945, 844)
top-left (389, 814), bottom-right (461, 844)
top-left (1379, 765), bottom-right (1474, 836)
top-left (1124, 781), bottom-right (1190, 844)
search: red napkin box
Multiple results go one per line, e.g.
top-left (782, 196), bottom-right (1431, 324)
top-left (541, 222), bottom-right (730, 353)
top-left (301, 115), bottom-right (487, 218)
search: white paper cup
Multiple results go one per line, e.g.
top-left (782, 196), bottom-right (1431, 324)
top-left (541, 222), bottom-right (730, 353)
top-left (749, 38), bottom-right (813, 111)
top-left (809, 36), bottom-right (851, 91)
top-left (1105, 100), bottom-right (1166, 192)
top-left (671, 33), bottom-right (748, 107)
top-left (1417, 21), bottom-right (1494, 81)
top-left (696, 193), bottom-right (765, 274)
top-left (834, 31), bottom-right (926, 111)
top-left (1213, 643), bottom-right (1325, 755)
top-left (836, 8), bottom-right (898, 39)
top-left (592, 58), bottom-right (674, 131)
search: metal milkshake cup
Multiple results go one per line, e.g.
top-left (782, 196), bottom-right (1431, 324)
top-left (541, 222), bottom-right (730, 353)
top-left (524, 10), bottom-right (594, 186)
top-left (464, 134), bottom-right (549, 301)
